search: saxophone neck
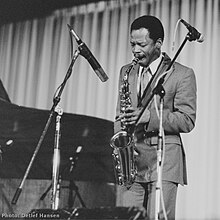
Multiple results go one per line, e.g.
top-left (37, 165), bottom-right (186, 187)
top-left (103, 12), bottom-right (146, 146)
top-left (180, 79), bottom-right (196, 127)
top-left (132, 57), bottom-right (139, 65)
top-left (125, 58), bottom-right (139, 74)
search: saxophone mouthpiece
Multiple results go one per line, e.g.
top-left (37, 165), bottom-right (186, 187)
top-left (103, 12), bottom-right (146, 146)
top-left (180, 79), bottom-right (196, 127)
top-left (132, 58), bottom-right (139, 65)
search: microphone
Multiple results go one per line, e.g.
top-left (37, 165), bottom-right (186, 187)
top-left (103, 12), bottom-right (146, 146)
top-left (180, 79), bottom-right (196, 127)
top-left (69, 146), bottom-right (82, 173)
top-left (180, 19), bottom-right (204, 43)
top-left (67, 24), bottom-right (109, 82)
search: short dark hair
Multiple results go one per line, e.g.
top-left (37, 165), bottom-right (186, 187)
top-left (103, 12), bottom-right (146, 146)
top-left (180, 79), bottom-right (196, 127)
top-left (130, 15), bottom-right (164, 43)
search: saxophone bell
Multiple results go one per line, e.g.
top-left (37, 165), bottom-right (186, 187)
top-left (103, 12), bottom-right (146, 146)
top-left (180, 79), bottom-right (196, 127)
top-left (110, 131), bottom-right (136, 186)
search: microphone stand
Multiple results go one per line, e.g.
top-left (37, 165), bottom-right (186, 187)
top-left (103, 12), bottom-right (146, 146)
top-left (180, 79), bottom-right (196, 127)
top-left (134, 31), bottom-right (199, 220)
top-left (154, 89), bottom-right (165, 220)
top-left (11, 50), bottom-right (80, 205)
top-left (39, 149), bottom-right (86, 209)
top-left (135, 31), bottom-right (198, 124)
top-left (65, 151), bottom-right (86, 209)
top-left (51, 105), bottom-right (63, 210)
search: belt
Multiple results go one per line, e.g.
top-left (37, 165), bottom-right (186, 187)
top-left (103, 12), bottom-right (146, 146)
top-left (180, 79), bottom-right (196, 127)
top-left (143, 130), bottom-right (159, 138)
top-left (135, 124), bottom-right (178, 140)
top-left (143, 129), bottom-right (177, 138)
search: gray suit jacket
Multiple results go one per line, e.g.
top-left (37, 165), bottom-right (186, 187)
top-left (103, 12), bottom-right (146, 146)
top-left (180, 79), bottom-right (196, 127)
top-left (114, 53), bottom-right (197, 185)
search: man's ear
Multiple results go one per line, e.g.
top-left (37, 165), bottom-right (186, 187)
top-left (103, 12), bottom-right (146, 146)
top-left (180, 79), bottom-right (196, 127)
top-left (155, 38), bottom-right (163, 48)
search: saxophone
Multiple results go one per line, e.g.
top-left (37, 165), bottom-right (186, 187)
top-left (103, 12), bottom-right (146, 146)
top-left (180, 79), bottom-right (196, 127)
top-left (110, 58), bottom-right (139, 187)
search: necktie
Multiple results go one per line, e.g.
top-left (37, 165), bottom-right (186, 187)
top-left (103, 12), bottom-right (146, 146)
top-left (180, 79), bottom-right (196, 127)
top-left (140, 67), bottom-right (152, 97)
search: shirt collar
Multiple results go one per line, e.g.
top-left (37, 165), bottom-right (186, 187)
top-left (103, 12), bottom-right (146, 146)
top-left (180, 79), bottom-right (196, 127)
top-left (149, 53), bottom-right (163, 75)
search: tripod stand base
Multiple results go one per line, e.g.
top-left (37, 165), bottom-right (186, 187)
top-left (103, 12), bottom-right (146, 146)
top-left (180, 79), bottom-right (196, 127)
top-left (27, 207), bottom-right (146, 219)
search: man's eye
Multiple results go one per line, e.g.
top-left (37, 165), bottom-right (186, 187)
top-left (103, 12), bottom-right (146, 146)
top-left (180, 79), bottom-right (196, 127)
top-left (140, 43), bottom-right (147, 47)
top-left (130, 42), bottom-right (147, 47)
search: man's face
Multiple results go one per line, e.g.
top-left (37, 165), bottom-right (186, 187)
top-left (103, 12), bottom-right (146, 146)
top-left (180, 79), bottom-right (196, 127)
top-left (130, 28), bottom-right (160, 67)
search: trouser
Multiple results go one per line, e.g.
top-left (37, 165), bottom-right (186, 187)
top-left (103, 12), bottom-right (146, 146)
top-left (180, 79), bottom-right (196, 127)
top-left (121, 180), bottom-right (178, 220)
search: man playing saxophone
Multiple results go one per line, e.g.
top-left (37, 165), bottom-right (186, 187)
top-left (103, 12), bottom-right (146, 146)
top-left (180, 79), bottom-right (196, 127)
top-left (114, 15), bottom-right (197, 219)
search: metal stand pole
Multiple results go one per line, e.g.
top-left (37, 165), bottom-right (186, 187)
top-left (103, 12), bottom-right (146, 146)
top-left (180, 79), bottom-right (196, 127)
top-left (39, 146), bottom-right (86, 209)
top-left (51, 105), bottom-right (63, 210)
top-left (65, 146), bottom-right (86, 209)
top-left (154, 90), bottom-right (165, 220)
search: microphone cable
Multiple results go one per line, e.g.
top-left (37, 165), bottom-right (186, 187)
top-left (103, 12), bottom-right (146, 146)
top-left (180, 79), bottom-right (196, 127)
top-left (153, 68), bottom-right (173, 220)
top-left (171, 19), bottom-right (182, 57)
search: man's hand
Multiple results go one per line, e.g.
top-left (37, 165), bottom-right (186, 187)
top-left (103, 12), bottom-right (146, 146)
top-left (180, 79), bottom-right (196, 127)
top-left (117, 107), bottom-right (150, 125)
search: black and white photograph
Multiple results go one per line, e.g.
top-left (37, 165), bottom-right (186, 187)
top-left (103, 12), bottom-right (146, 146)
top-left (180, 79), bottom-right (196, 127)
top-left (0, 0), bottom-right (219, 219)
